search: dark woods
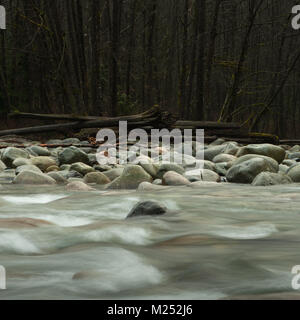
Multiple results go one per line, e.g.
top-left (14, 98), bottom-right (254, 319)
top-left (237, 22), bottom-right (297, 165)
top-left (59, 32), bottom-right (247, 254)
top-left (0, 0), bottom-right (300, 138)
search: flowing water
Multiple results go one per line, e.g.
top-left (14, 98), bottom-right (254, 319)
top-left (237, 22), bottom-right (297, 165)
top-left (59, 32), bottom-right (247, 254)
top-left (1, 183), bottom-right (300, 300)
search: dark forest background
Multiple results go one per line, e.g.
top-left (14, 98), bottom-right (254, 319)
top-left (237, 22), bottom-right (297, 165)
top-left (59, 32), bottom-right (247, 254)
top-left (0, 0), bottom-right (300, 138)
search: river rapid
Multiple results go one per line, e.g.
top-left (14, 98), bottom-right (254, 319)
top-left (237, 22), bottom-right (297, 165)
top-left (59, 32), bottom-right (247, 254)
top-left (0, 183), bottom-right (300, 300)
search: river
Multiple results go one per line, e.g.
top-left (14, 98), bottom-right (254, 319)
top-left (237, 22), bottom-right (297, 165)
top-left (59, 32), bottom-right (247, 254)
top-left (0, 183), bottom-right (300, 300)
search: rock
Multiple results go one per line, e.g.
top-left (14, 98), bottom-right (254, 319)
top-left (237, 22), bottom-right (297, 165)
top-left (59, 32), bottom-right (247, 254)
top-left (287, 164), bottom-right (300, 182)
top-left (13, 170), bottom-right (56, 185)
top-left (215, 162), bottom-right (229, 176)
top-left (66, 181), bottom-right (95, 191)
top-left (94, 164), bottom-right (112, 172)
top-left (59, 170), bottom-right (83, 179)
top-left (153, 179), bottom-right (162, 185)
top-left (0, 160), bottom-right (6, 172)
top-left (88, 154), bottom-right (97, 165)
top-left (289, 145), bottom-right (300, 152)
top-left (12, 158), bottom-right (32, 168)
top-left (252, 172), bottom-right (292, 186)
top-left (62, 138), bottom-right (81, 145)
top-left (127, 201), bottom-right (167, 218)
top-left (0, 169), bottom-right (16, 184)
top-left (223, 142), bottom-right (240, 156)
top-left (106, 165), bottom-right (152, 189)
top-left (2, 147), bottom-right (29, 167)
top-left (185, 169), bottom-right (221, 182)
top-left (132, 156), bottom-right (158, 177)
top-left (236, 144), bottom-right (286, 163)
top-left (70, 162), bottom-right (95, 175)
top-left (188, 181), bottom-right (221, 188)
top-left (46, 165), bottom-right (60, 173)
top-left (47, 172), bottom-right (68, 185)
top-left (282, 159), bottom-right (297, 167)
top-left (204, 145), bottom-right (227, 161)
top-left (212, 153), bottom-right (237, 163)
top-left (27, 146), bottom-right (51, 157)
top-left (156, 163), bottom-right (185, 179)
top-left (60, 164), bottom-right (71, 171)
top-left (279, 164), bottom-right (289, 174)
top-left (226, 157), bottom-right (277, 184)
top-left (137, 181), bottom-right (168, 191)
top-left (84, 172), bottom-right (110, 185)
top-left (209, 138), bottom-right (226, 146)
top-left (58, 146), bottom-right (89, 165)
top-left (16, 165), bottom-right (42, 175)
top-left (31, 156), bottom-right (57, 171)
top-left (162, 171), bottom-right (191, 186)
top-left (102, 168), bottom-right (124, 181)
top-left (230, 154), bottom-right (279, 172)
top-left (287, 152), bottom-right (300, 160)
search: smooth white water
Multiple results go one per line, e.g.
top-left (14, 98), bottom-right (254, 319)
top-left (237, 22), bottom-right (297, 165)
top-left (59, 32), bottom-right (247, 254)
top-left (1, 183), bottom-right (300, 299)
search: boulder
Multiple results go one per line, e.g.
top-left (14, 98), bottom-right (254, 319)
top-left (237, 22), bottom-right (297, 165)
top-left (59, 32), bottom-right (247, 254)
top-left (287, 164), bottom-right (300, 182)
top-left (252, 172), bottom-right (292, 186)
top-left (156, 163), bottom-right (185, 179)
top-left (27, 146), bottom-right (51, 157)
top-left (66, 181), bottom-right (95, 191)
top-left (31, 156), bottom-right (57, 171)
top-left (226, 157), bottom-right (277, 184)
top-left (102, 168), bottom-right (124, 181)
top-left (46, 165), bottom-right (60, 173)
top-left (212, 153), bottom-right (237, 163)
top-left (70, 162), bottom-right (95, 175)
top-left (229, 154), bottom-right (279, 172)
top-left (236, 144), bottom-right (285, 163)
top-left (106, 165), bottom-right (152, 189)
top-left (0, 160), bottom-right (6, 172)
top-left (83, 172), bottom-right (110, 185)
top-left (127, 201), bottom-right (167, 218)
top-left (13, 170), bottom-right (56, 185)
top-left (12, 158), bottom-right (32, 168)
top-left (2, 147), bottom-right (29, 167)
top-left (162, 171), bottom-right (191, 186)
top-left (47, 172), bottom-right (68, 185)
top-left (184, 169), bottom-right (220, 182)
top-left (137, 181), bottom-right (168, 191)
top-left (58, 146), bottom-right (89, 165)
top-left (204, 145), bottom-right (226, 161)
top-left (16, 165), bottom-right (42, 175)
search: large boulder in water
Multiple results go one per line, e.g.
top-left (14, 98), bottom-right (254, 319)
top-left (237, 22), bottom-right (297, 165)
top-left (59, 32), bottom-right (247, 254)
top-left (2, 147), bottom-right (29, 167)
top-left (127, 201), bottom-right (167, 218)
top-left (236, 144), bottom-right (286, 163)
top-left (106, 165), bottom-right (152, 189)
top-left (229, 154), bottom-right (279, 172)
top-left (252, 172), bottom-right (292, 186)
top-left (226, 157), bottom-right (277, 184)
top-left (13, 170), bottom-right (56, 185)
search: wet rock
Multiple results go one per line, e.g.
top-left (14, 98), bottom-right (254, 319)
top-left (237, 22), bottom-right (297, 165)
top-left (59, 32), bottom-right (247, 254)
top-left (46, 165), bottom-right (60, 173)
top-left (252, 172), bottom-right (292, 186)
top-left (12, 158), bottom-right (32, 168)
top-left (66, 181), bottom-right (95, 191)
top-left (226, 157), bottom-right (277, 184)
top-left (287, 152), bottom-right (300, 160)
top-left (62, 138), bottom-right (81, 145)
top-left (215, 162), bottom-right (229, 176)
top-left (153, 179), bottom-right (162, 185)
top-left (213, 153), bottom-right (237, 163)
top-left (282, 159), bottom-right (296, 167)
top-left (94, 164), bottom-right (112, 172)
top-left (16, 165), bottom-right (42, 175)
top-left (47, 172), bottom-right (68, 185)
top-left (2, 147), bottom-right (29, 167)
top-left (106, 165), bottom-right (152, 189)
top-left (27, 146), bottom-right (51, 157)
top-left (0, 160), bottom-right (6, 172)
top-left (103, 168), bottom-right (124, 181)
top-left (70, 162), bottom-right (95, 175)
top-left (156, 163), bottom-right (185, 179)
top-left (287, 164), bottom-right (300, 182)
top-left (0, 169), bottom-right (16, 184)
top-left (137, 181), bottom-right (168, 191)
top-left (209, 138), bottom-right (226, 146)
top-left (84, 172), bottom-right (110, 185)
top-left (184, 169), bottom-right (220, 182)
top-left (223, 142), bottom-right (240, 156)
top-left (59, 170), bottom-right (83, 179)
top-left (230, 154), bottom-right (279, 172)
top-left (31, 156), bottom-right (57, 171)
top-left (204, 145), bottom-right (227, 161)
top-left (13, 170), bottom-right (56, 185)
top-left (162, 171), bottom-right (191, 186)
top-left (236, 144), bottom-right (286, 163)
top-left (58, 146), bottom-right (89, 165)
top-left (127, 201), bottom-right (167, 218)
top-left (279, 164), bottom-right (289, 174)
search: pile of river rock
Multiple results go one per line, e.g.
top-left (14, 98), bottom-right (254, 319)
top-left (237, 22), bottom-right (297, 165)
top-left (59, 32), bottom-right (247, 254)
top-left (0, 137), bottom-right (300, 191)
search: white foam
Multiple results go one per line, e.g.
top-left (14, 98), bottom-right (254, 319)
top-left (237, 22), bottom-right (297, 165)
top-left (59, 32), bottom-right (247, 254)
top-left (0, 231), bottom-right (41, 254)
top-left (2, 194), bottom-right (68, 205)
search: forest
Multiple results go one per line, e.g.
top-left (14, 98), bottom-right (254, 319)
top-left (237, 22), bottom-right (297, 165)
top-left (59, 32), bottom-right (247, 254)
top-left (0, 0), bottom-right (300, 138)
